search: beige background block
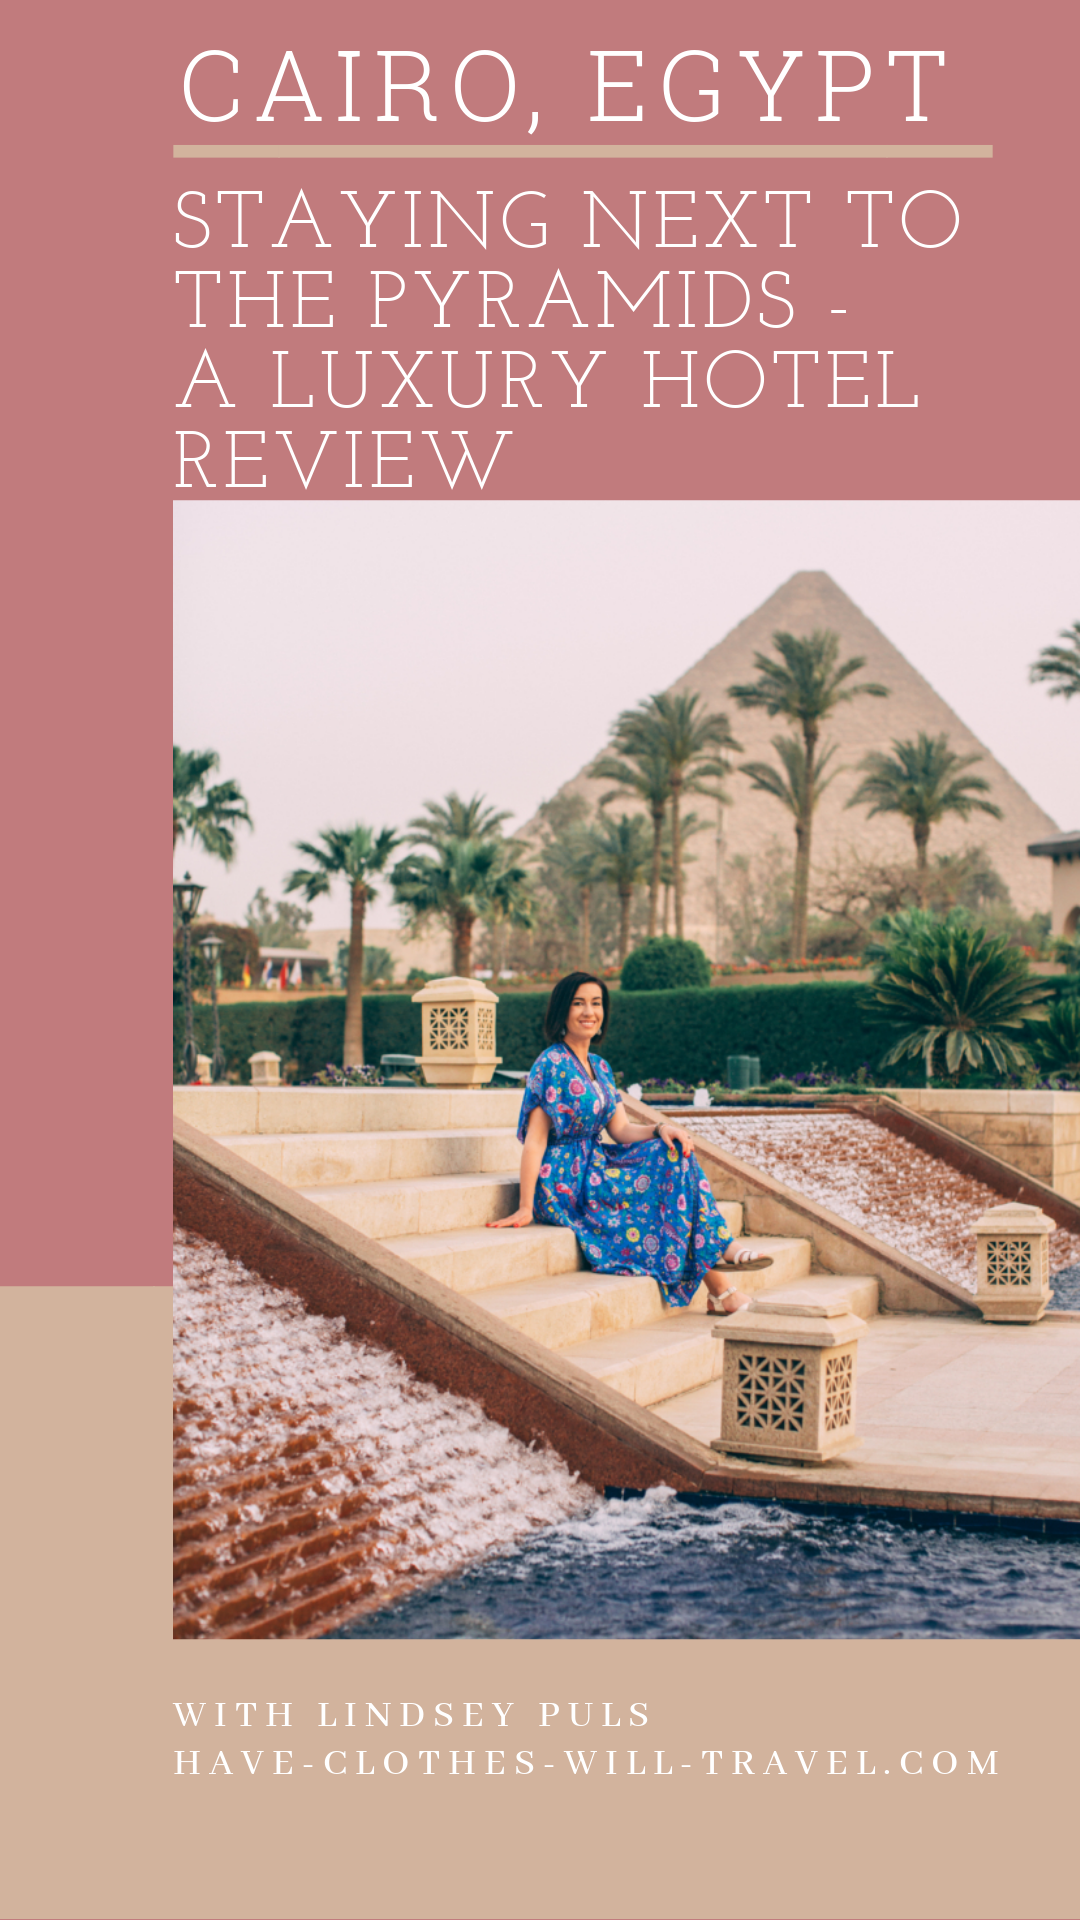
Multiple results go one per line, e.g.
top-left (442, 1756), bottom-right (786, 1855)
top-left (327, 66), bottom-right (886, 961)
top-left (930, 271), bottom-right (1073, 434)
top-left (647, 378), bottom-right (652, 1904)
top-left (4, 1288), bottom-right (1078, 1920)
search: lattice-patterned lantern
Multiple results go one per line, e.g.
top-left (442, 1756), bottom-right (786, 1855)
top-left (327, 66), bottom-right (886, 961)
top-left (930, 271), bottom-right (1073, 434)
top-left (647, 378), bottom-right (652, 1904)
top-left (248, 1050), bottom-right (281, 1087)
top-left (411, 976), bottom-right (502, 1087)
top-left (711, 1308), bottom-right (865, 1465)
top-left (972, 1202), bottom-right (1054, 1323)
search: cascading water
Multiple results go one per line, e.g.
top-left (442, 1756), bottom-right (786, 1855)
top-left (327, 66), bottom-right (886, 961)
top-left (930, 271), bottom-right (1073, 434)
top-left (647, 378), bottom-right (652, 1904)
top-left (173, 1228), bottom-right (595, 1638)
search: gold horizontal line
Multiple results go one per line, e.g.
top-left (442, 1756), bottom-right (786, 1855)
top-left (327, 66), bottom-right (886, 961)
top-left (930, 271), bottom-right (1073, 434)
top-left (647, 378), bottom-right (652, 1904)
top-left (173, 142), bottom-right (992, 162)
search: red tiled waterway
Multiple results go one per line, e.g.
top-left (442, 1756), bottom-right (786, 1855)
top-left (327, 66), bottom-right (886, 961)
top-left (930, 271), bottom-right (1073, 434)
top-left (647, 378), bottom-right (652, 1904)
top-left (691, 1113), bottom-right (1080, 1289)
top-left (173, 1229), bottom-right (592, 1639)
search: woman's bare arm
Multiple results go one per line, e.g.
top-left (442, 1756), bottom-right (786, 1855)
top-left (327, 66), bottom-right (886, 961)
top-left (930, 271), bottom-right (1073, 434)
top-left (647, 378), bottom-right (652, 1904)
top-left (605, 1100), bottom-right (689, 1150)
top-left (487, 1104), bottom-right (550, 1228)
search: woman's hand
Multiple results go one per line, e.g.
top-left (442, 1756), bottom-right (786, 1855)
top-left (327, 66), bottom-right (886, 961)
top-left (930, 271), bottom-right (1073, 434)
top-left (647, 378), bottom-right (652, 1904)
top-left (657, 1121), bottom-right (692, 1157)
top-left (487, 1206), bottom-right (535, 1230)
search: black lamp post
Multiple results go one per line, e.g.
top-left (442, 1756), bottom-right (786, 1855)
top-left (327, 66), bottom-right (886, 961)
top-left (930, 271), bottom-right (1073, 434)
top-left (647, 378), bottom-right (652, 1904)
top-left (173, 871), bottom-right (205, 1084)
top-left (198, 934), bottom-right (226, 1083)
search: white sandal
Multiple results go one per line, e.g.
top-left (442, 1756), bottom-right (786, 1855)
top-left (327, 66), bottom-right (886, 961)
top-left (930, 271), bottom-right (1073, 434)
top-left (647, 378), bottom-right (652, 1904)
top-left (706, 1286), bottom-right (751, 1316)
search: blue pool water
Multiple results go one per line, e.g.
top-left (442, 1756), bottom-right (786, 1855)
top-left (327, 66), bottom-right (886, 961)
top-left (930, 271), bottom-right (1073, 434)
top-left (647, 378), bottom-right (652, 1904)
top-left (326, 1489), bottom-right (1080, 1640)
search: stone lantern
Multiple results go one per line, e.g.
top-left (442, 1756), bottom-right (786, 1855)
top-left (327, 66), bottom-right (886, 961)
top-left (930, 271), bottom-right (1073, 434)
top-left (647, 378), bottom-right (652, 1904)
top-left (411, 977), bottom-right (502, 1087)
top-left (971, 1202), bottom-right (1055, 1323)
top-left (710, 1307), bottom-right (865, 1465)
top-left (248, 1050), bottom-right (281, 1087)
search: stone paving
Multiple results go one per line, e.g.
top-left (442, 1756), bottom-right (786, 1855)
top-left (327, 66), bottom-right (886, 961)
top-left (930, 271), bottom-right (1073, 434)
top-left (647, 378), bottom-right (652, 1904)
top-left (663, 1310), bottom-right (1080, 1514)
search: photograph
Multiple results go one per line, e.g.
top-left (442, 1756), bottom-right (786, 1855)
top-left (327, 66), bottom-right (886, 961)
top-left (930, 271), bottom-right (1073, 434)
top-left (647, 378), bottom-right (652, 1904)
top-left (172, 498), bottom-right (1079, 1642)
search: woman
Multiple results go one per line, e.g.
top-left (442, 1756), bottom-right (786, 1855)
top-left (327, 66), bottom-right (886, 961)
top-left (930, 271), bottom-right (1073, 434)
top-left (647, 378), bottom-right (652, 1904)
top-left (487, 970), bottom-right (769, 1313)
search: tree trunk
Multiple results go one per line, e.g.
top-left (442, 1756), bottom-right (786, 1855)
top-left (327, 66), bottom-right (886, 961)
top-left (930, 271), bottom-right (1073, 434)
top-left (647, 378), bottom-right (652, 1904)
top-left (343, 883), bottom-right (367, 1066)
top-left (790, 821), bottom-right (809, 965)
top-left (662, 885), bottom-right (671, 936)
top-left (671, 780), bottom-right (684, 940)
top-left (792, 724), bottom-right (817, 962)
top-left (453, 912), bottom-right (475, 977)
top-left (618, 886), bottom-right (631, 967)
top-left (580, 885), bottom-right (592, 970)
top-left (647, 805), bottom-right (664, 937)
top-left (914, 824), bottom-right (930, 909)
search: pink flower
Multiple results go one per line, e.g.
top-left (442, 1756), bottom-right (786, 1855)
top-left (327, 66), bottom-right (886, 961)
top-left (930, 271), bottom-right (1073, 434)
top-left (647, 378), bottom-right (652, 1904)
top-left (540, 1163), bottom-right (552, 1177)
top-left (569, 1077), bottom-right (585, 1097)
top-left (664, 1252), bottom-right (680, 1272)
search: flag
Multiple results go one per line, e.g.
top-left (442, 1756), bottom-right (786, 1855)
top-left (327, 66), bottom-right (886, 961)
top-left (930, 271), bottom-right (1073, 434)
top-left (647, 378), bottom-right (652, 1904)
top-left (290, 959), bottom-right (303, 987)
top-left (241, 961), bottom-right (251, 988)
top-left (279, 962), bottom-right (289, 990)
top-left (261, 958), bottom-right (273, 988)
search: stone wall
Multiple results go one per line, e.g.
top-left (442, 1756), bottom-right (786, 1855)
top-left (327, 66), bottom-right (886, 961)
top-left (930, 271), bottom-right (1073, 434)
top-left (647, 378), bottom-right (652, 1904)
top-left (889, 1090), bottom-right (1080, 1202)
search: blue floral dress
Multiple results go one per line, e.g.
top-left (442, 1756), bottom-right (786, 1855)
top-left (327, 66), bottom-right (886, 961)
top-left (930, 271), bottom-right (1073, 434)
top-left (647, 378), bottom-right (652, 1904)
top-left (517, 1043), bottom-right (734, 1306)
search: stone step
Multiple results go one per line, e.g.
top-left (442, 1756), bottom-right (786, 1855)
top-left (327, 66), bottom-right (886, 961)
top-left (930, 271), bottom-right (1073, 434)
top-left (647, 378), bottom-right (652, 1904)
top-left (383, 1224), bottom-right (585, 1293)
top-left (476, 1271), bottom-right (692, 1349)
top-left (560, 1316), bottom-right (723, 1407)
top-left (298, 1171), bottom-right (519, 1239)
top-left (178, 1084), bottom-right (524, 1136)
top-left (473, 1233), bottom-right (808, 1389)
top-left (748, 1274), bottom-right (881, 1320)
top-left (219, 1126), bottom-right (520, 1188)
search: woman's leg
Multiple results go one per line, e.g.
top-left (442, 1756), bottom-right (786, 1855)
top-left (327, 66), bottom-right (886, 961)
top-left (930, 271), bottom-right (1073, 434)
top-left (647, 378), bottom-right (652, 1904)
top-left (702, 1267), bottom-right (751, 1313)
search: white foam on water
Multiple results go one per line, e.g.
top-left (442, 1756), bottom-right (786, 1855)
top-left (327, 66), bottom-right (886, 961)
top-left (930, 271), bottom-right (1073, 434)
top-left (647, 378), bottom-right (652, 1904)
top-left (174, 1230), bottom-right (596, 1595)
top-left (694, 1112), bottom-right (1080, 1289)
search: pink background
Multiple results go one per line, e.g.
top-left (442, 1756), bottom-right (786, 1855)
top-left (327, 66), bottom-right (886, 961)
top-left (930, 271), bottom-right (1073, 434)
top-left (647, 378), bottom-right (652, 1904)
top-left (9, 0), bottom-right (1078, 1284)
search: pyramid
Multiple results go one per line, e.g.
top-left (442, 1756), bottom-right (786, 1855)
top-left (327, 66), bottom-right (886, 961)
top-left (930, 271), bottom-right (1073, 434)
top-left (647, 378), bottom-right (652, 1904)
top-left (534, 571), bottom-right (1058, 954)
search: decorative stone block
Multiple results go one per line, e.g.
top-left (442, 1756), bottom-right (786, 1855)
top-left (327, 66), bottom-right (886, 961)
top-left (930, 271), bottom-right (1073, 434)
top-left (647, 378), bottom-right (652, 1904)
top-left (710, 1308), bottom-right (865, 1464)
top-left (248, 1050), bottom-right (281, 1087)
top-left (411, 976), bottom-right (502, 1087)
top-left (971, 1201), bottom-right (1054, 1323)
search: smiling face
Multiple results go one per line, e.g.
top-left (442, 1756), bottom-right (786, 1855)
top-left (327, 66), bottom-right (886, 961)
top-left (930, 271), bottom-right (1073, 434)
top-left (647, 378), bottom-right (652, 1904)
top-left (565, 981), bottom-right (606, 1047)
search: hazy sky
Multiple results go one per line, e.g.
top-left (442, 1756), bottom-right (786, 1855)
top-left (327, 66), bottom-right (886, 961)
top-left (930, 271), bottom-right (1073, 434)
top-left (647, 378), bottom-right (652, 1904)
top-left (174, 500), bottom-right (1078, 930)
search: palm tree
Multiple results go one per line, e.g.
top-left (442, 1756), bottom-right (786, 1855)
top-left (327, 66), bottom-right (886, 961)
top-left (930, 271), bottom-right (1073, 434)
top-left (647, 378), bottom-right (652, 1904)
top-left (392, 837), bottom-right (526, 978)
top-left (484, 852), bottom-right (539, 976)
top-left (657, 810), bottom-right (710, 936)
top-left (407, 791), bottom-right (512, 850)
top-left (284, 824), bottom-right (403, 1066)
top-left (395, 790), bottom-right (528, 976)
top-left (867, 919), bottom-right (1051, 1083)
top-left (729, 629), bottom-right (889, 960)
top-left (545, 828), bottom-right (608, 970)
top-left (173, 746), bottom-right (252, 865)
top-left (741, 736), bottom-right (841, 956)
top-left (1030, 621), bottom-right (1080, 701)
top-left (602, 691), bottom-right (740, 940)
top-left (847, 732), bottom-right (1003, 908)
top-left (587, 813), bottom-right (653, 966)
top-left (590, 747), bottom-right (672, 938)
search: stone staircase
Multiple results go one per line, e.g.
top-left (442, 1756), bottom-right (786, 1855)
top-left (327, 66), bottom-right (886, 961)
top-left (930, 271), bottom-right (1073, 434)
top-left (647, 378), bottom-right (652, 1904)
top-left (215, 1089), bottom-right (879, 1438)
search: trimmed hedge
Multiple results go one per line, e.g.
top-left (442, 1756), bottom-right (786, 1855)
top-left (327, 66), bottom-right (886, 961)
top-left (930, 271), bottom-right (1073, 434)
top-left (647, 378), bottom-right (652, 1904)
top-left (174, 981), bottom-right (905, 1083)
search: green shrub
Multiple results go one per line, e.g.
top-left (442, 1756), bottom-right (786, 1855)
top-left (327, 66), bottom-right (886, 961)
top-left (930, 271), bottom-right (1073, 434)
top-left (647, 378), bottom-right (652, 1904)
top-left (621, 937), bottom-right (711, 992)
top-left (1033, 995), bottom-right (1080, 1077)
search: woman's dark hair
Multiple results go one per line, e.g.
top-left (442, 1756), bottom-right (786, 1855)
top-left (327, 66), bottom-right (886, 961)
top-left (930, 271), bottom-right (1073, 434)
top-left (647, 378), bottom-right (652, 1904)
top-left (544, 971), bottom-right (610, 1043)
